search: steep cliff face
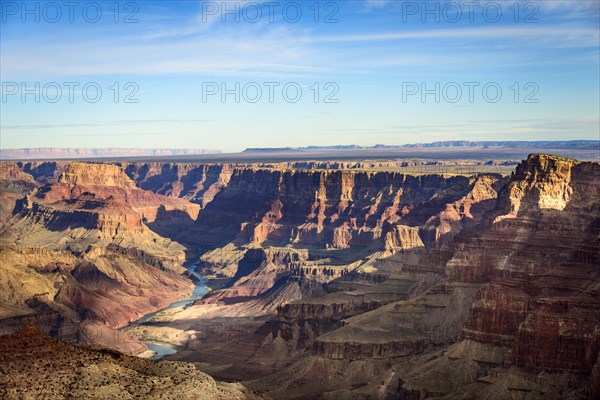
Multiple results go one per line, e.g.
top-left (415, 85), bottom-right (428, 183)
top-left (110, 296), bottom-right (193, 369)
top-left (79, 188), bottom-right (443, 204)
top-left (444, 160), bottom-right (596, 283)
top-left (20, 161), bottom-right (66, 184)
top-left (278, 297), bottom-right (390, 321)
top-left (123, 162), bottom-right (234, 207)
top-left (60, 162), bottom-right (137, 188)
top-left (592, 355), bottom-right (600, 398)
top-left (39, 163), bottom-right (200, 223)
top-left (0, 162), bottom-right (200, 353)
top-left (448, 156), bottom-right (600, 354)
top-left (16, 194), bottom-right (144, 236)
top-left (430, 154), bottom-right (600, 395)
top-left (9, 161), bottom-right (504, 252)
top-left (503, 154), bottom-right (578, 214)
top-left (194, 168), bottom-right (503, 251)
top-left (0, 163), bottom-right (40, 236)
top-left (384, 225), bottom-right (424, 252)
top-left (0, 162), bottom-right (39, 187)
top-left (240, 155), bottom-right (600, 399)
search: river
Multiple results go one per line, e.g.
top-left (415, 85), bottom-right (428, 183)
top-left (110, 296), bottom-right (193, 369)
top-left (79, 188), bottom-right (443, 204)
top-left (128, 262), bottom-right (208, 360)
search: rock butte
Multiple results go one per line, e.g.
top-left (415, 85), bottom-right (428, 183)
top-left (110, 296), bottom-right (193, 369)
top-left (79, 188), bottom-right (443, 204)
top-left (0, 154), bottom-right (598, 399)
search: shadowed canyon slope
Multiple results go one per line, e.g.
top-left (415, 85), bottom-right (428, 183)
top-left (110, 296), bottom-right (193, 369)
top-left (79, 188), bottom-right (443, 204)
top-left (0, 154), bottom-right (599, 399)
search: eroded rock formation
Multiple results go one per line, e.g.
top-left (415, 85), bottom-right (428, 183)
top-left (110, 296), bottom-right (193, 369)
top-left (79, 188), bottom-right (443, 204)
top-left (1, 154), bottom-right (598, 399)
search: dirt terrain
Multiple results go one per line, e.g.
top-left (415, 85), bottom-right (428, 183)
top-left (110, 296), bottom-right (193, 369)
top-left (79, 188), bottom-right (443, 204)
top-left (0, 324), bottom-right (257, 399)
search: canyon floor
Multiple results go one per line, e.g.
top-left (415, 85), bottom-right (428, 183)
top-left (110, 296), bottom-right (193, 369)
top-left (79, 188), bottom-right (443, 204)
top-left (1, 149), bottom-right (599, 399)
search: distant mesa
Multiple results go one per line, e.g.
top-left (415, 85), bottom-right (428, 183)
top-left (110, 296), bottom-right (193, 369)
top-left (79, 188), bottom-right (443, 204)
top-left (300, 145), bottom-right (363, 150)
top-left (246, 140), bottom-right (599, 153)
top-left (298, 140), bottom-right (600, 150)
top-left (242, 147), bottom-right (300, 153)
top-left (1, 141), bottom-right (598, 161)
top-left (0, 148), bottom-right (220, 160)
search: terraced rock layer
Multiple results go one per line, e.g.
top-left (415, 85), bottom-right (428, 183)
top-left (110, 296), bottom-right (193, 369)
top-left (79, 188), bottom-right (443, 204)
top-left (1, 155), bottom-right (598, 399)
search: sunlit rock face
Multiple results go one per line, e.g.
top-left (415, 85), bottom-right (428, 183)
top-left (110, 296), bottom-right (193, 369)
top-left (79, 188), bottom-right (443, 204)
top-left (0, 162), bottom-right (197, 354)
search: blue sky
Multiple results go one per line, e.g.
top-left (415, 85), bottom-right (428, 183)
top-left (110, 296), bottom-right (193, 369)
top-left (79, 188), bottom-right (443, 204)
top-left (1, 0), bottom-right (599, 151)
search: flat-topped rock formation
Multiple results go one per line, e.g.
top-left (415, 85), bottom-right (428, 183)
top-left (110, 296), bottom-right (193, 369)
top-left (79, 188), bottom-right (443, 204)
top-left (1, 147), bottom-right (218, 160)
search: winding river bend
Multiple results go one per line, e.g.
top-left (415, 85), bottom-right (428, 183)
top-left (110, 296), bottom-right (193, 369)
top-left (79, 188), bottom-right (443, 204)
top-left (127, 263), bottom-right (208, 360)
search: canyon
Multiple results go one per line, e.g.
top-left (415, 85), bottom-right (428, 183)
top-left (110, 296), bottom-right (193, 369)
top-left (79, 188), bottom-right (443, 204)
top-left (0, 153), bottom-right (598, 399)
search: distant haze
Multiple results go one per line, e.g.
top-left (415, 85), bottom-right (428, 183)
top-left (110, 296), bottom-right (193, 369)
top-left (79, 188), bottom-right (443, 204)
top-left (2, 141), bottom-right (597, 161)
top-left (0, 148), bottom-right (220, 160)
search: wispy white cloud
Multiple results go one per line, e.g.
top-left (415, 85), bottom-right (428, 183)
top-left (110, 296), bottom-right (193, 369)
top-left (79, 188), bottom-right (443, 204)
top-left (2, 22), bottom-right (597, 79)
top-left (312, 25), bottom-right (599, 47)
top-left (362, 0), bottom-right (393, 10)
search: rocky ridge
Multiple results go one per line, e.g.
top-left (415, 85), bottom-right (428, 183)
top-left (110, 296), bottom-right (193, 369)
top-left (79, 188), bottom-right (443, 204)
top-left (0, 323), bottom-right (255, 399)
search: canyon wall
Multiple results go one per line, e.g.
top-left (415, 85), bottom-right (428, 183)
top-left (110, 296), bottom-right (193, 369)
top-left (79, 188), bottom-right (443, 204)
top-left (0, 161), bottom-right (198, 353)
top-left (1, 154), bottom-right (598, 399)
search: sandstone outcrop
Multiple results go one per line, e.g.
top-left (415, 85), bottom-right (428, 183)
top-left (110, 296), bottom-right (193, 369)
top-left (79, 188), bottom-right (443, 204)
top-left (384, 225), bottom-right (424, 252)
top-left (388, 154), bottom-right (600, 397)
top-left (0, 163), bottom-right (201, 354)
top-left (41, 162), bottom-right (200, 223)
